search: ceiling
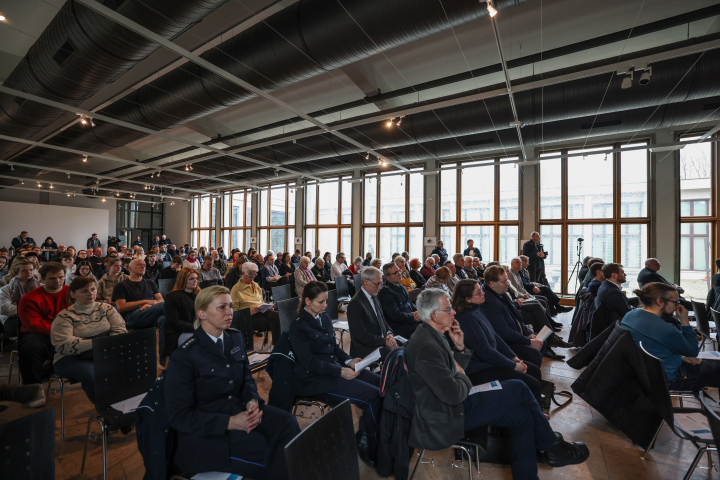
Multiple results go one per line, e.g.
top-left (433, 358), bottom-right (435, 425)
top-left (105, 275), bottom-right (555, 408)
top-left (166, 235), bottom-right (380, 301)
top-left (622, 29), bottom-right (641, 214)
top-left (1, 0), bottom-right (720, 201)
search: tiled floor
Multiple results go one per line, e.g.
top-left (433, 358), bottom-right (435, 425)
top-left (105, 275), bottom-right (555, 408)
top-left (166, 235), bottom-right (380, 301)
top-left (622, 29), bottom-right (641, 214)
top-left (1, 311), bottom-right (718, 479)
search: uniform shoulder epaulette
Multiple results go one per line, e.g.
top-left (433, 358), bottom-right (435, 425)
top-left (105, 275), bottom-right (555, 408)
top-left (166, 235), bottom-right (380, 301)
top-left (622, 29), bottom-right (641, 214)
top-left (181, 337), bottom-right (197, 349)
top-left (227, 327), bottom-right (240, 333)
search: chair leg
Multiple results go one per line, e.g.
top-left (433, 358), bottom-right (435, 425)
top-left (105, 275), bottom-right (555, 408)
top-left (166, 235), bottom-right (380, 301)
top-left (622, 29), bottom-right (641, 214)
top-left (59, 378), bottom-right (66, 441)
top-left (679, 396), bottom-right (683, 408)
top-left (81, 417), bottom-right (94, 473)
top-left (409, 449), bottom-right (425, 480)
top-left (642, 420), bottom-right (664, 459)
top-left (454, 445), bottom-right (473, 480)
top-left (101, 423), bottom-right (108, 480)
top-left (683, 447), bottom-right (707, 480)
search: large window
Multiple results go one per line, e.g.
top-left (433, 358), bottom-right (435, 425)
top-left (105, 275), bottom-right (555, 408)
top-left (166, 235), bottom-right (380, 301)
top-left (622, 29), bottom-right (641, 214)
top-left (363, 170), bottom-right (424, 262)
top-left (257, 184), bottom-right (295, 254)
top-left (305, 178), bottom-right (352, 261)
top-left (221, 189), bottom-right (252, 252)
top-left (439, 159), bottom-right (519, 264)
top-left (190, 195), bottom-right (217, 250)
top-left (539, 143), bottom-right (649, 295)
top-left (116, 201), bottom-right (164, 249)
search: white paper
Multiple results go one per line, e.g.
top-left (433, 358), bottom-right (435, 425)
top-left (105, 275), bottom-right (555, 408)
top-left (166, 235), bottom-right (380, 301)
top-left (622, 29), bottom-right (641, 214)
top-left (258, 303), bottom-right (273, 313)
top-left (333, 321), bottom-right (349, 330)
top-left (697, 351), bottom-right (720, 360)
top-left (110, 393), bottom-right (147, 414)
top-left (355, 347), bottom-right (381, 372)
top-left (675, 412), bottom-right (713, 441)
top-left (469, 381), bottom-right (503, 395)
top-left (192, 473), bottom-right (242, 480)
top-left (247, 353), bottom-right (270, 364)
top-left (395, 335), bottom-right (408, 343)
top-left (535, 325), bottom-right (554, 343)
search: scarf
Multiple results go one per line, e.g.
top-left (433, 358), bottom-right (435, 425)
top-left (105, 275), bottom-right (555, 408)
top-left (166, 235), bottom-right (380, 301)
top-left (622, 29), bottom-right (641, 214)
top-left (9, 276), bottom-right (40, 304)
top-left (185, 257), bottom-right (197, 263)
top-left (300, 267), bottom-right (313, 282)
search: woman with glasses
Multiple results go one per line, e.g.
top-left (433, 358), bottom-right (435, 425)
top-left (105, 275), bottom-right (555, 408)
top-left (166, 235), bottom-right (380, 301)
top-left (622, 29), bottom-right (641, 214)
top-left (230, 262), bottom-right (280, 347)
top-left (294, 256), bottom-right (315, 297)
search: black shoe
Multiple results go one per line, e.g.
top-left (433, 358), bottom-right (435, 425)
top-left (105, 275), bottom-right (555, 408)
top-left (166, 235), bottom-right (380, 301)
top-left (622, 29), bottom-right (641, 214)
top-left (557, 306), bottom-right (573, 313)
top-left (356, 430), bottom-right (376, 469)
top-left (120, 423), bottom-right (135, 435)
top-left (542, 439), bottom-right (590, 467)
top-left (548, 334), bottom-right (574, 349)
top-left (551, 320), bottom-right (564, 329)
top-left (543, 348), bottom-right (566, 360)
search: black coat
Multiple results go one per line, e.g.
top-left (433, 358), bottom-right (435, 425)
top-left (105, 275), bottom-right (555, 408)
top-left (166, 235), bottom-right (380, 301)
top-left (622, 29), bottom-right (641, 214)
top-left (266, 331), bottom-right (296, 412)
top-left (578, 265), bottom-right (589, 282)
top-left (288, 308), bottom-right (352, 396)
top-left (136, 373), bottom-right (174, 480)
top-left (463, 247), bottom-right (482, 261)
top-left (165, 327), bottom-right (261, 474)
top-left (311, 264), bottom-right (331, 283)
top-left (522, 240), bottom-right (544, 273)
top-left (163, 290), bottom-right (197, 358)
top-left (594, 281), bottom-right (632, 324)
top-left (377, 281), bottom-right (419, 338)
top-left (637, 267), bottom-right (672, 287)
top-left (479, 284), bottom-right (532, 346)
top-left (409, 269), bottom-right (426, 287)
top-left (347, 289), bottom-right (394, 359)
top-left (430, 246), bottom-right (448, 264)
top-left (12, 236), bottom-right (36, 248)
top-left (224, 268), bottom-right (242, 292)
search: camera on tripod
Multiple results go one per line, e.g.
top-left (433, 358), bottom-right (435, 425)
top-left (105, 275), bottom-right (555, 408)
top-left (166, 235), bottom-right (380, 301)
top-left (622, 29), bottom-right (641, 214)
top-left (577, 237), bottom-right (584, 243)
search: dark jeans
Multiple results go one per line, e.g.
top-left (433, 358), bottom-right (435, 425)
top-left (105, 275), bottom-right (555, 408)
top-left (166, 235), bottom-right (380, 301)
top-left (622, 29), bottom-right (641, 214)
top-left (520, 303), bottom-right (552, 333)
top-left (53, 355), bottom-right (96, 403)
top-left (18, 331), bottom-right (54, 384)
top-left (227, 404), bottom-right (301, 480)
top-left (124, 302), bottom-right (166, 354)
top-left (310, 370), bottom-right (382, 454)
top-left (508, 342), bottom-right (543, 369)
top-left (464, 379), bottom-right (556, 480)
top-left (668, 360), bottom-right (720, 391)
top-left (468, 362), bottom-right (543, 404)
top-left (251, 311), bottom-right (281, 346)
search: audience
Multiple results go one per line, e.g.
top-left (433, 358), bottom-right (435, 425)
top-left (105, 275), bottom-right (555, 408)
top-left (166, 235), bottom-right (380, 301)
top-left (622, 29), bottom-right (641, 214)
top-left (224, 257), bottom-right (244, 292)
top-left (160, 256), bottom-right (183, 280)
top-left (578, 256), bottom-right (592, 283)
top-left (370, 258), bottom-right (382, 269)
top-left (97, 257), bottom-right (125, 304)
top-left (311, 258), bottom-right (332, 283)
top-left (210, 249), bottom-right (227, 276)
top-left (199, 255), bottom-right (224, 289)
top-left (518, 256), bottom-right (571, 314)
top-left (1, 259), bottom-right (39, 325)
top-left (278, 252), bottom-right (295, 281)
top-left (294, 256), bottom-right (316, 297)
top-left (165, 286), bottom-right (300, 480)
top-left (12, 231), bottom-right (36, 249)
top-left (594, 263), bottom-right (633, 323)
top-left (580, 257), bottom-right (602, 290)
top-left (453, 253), bottom-right (469, 280)
top-left (144, 254), bottom-right (161, 282)
top-left (394, 256), bottom-right (416, 291)
top-left (111, 259), bottom-right (165, 333)
top-left (362, 252), bottom-right (373, 266)
top-left (463, 256), bottom-right (479, 280)
top-left (637, 258), bottom-right (692, 310)
top-left (430, 240), bottom-right (448, 265)
top-left (424, 266), bottom-right (452, 295)
top-left (587, 261), bottom-right (605, 295)
top-left (408, 258), bottom-right (426, 287)
top-left (349, 256), bottom-right (364, 274)
top-left (182, 250), bottom-right (200, 270)
top-left (51, 276), bottom-right (127, 404)
top-left (420, 257), bottom-right (436, 280)
top-left (405, 288), bottom-right (588, 480)
top-left (66, 260), bottom-right (96, 285)
top-left (289, 281), bottom-right (381, 467)
top-left (259, 252), bottom-right (288, 293)
top-left (443, 260), bottom-right (461, 293)
top-left (378, 262), bottom-right (420, 339)
top-left (86, 233), bottom-right (102, 250)
top-left (230, 262), bottom-right (281, 347)
top-left (50, 244), bottom-right (67, 262)
top-left (163, 268), bottom-right (200, 358)
top-left (330, 252), bottom-right (350, 281)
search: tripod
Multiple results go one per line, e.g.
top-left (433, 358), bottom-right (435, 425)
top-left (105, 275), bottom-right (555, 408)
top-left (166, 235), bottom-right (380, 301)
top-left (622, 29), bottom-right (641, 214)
top-left (565, 239), bottom-right (584, 293)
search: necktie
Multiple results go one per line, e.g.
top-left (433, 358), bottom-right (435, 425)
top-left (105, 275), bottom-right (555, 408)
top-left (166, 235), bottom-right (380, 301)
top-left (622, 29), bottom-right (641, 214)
top-left (372, 296), bottom-right (387, 336)
top-left (217, 337), bottom-right (224, 355)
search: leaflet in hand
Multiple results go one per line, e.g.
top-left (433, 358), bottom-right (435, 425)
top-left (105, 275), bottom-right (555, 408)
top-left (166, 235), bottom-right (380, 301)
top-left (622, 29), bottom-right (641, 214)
top-left (355, 347), bottom-right (381, 372)
top-left (535, 325), bottom-right (554, 343)
top-left (697, 351), bottom-right (720, 360)
top-left (258, 303), bottom-right (273, 313)
top-left (395, 335), bottom-right (408, 344)
top-left (469, 381), bottom-right (502, 395)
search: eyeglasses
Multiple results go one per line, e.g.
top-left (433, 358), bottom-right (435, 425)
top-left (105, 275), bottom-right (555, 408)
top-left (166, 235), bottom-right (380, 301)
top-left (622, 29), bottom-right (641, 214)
top-left (436, 306), bottom-right (454, 314)
top-left (387, 270), bottom-right (401, 276)
top-left (662, 298), bottom-right (680, 306)
top-left (369, 280), bottom-right (383, 287)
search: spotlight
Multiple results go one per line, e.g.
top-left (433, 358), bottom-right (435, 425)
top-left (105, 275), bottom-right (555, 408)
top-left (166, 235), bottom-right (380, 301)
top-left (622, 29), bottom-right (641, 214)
top-left (116, 192), bottom-right (120, 197)
top-left (366, 153), bottom-right (370, 160)
top-left (386, 119), bottom-right (393, 127)
top-left (188, 164), bottom-right (193, 171)
top-left (150, 173), bottom-right (154, 178)
top-left (90, 118), bottom-right (96, 127)
top-left (171, 201), bottom-right (175, 205)
top-left (0, 14), bottom-right (6, 21)
top-left (83, 156), bottom-right (87, 162)
top-left (37, 183), bottom-right (42, 187)
top-left (21, 180), bottom-right (24, 184)
top-left (638, 67), bottom-right (652, 86)
top-left (67, 193), bottom-right (71, 197)
top-left (10, 164), bottom-right (13, 171)
top-left (621, 69), bottom-right (633, 89)
top-left (102, 198), bottom-right (106, 202)
top-left (67, 173), bottom-right (70, 178)
top-left (486, 0), bottom-right (497, 17)
top-left (185, 165), bottom-right (190, 171)
top-left (171, 189), bottom-right (175, 194)
top-left (274, 170), bottom-right (279, 178)
top-left (49, 184), bottom-right (53, 189)
top-left (395, 116), bottom-right (403, 126)
top-left (80, 116), bottom-right (88, 125)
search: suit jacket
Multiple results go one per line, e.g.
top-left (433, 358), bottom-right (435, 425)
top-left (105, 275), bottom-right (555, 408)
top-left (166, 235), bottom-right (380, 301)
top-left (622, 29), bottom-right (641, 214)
top-left (406, 322), bottom-right (472, 451)
top-left (454, 264), bottom-right (468, 280)
top-left (519, 269), bottom-right (536, 291)
top-left (578, 266), bottom-right (589, 282)
top-left (522, 240), bottom-right (544, 271)
top-left (377, 281), bottom-right (419, 338)
top-left (479, 284), bottom-right (532, 346)
top-left (289, 308), bottom-right (352, 396)
top-left (637, 268), bottom-right (672, 288)
top-left (594, 280), bottom-right (632, 324)
top-left (347, 288), bottom-right (393, 358)
top-left (463, 247), bottom-right (482, 261)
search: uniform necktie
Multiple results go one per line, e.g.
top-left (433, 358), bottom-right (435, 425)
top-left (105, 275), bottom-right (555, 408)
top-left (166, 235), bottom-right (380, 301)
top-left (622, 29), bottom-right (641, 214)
top-left (217, 337), bottom-right (224, 355)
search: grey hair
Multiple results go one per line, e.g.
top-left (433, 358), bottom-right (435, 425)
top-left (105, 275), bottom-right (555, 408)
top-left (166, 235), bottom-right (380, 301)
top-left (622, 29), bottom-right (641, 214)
top-left (299, 256), bottom-right (311, 265)
top-left (511, 257), bottom-right (522, 264)
top-left (267, 250), bottom-right (275, 257)
top-left (361, 266), bottom-right (382, 283)
top-left (336, 252), bottom-right (345, 260)
top-left (416, 288), bottom-right (451, 323)
top-left (531, 231), bottom-right (540, 237)
top-left (453, 253), bottom-right (464, 263)
top-left (315, 258), bottom-right (325, 266)
top-left (425, 256), bottom-right (435, 265)
top-left (519, 255), bottom-right (529, 261)
top-left (242, 262), bottom-right (259, 275)
top-left (394, 256), bottom-right (406, 266)
top-left (353, 256), bottom-right (363, 265)
top-left (464, 256), bottom-right (473, 262)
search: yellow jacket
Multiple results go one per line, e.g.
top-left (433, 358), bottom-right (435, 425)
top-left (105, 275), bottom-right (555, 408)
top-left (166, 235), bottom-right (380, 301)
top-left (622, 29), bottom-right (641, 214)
top-left (230, 280), bottom-right (263, 311)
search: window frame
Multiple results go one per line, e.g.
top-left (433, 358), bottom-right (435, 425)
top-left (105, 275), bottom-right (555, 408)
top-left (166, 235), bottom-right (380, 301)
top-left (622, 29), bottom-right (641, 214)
top-left (257, 183), bottom-right (296, 254)
top-left (220, 189), bottom-right (252, 252)
top-left (304, 177), bottom-right (352, 257)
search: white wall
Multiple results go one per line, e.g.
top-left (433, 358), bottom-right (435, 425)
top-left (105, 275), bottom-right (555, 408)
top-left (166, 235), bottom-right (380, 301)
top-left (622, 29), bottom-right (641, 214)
top-left (0, 201), bottom-right (109, 252)
top-left (163, 200), bottom-right (191, 248)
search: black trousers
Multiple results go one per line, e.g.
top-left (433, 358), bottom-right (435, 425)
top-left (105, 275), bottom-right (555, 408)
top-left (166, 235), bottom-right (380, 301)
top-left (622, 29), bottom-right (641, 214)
top-left (519, 303), bottom-right (553, 333)
top-left (18, 331), bottom-right (54, 384)
top-left (263, 276), bottom-right (289, 292)
top-left (508, 342), bottom-right (543, 369)
top-left (251, 311), bottom-right (281, 346)
top-left (468, 362), bottom-right (543, 404)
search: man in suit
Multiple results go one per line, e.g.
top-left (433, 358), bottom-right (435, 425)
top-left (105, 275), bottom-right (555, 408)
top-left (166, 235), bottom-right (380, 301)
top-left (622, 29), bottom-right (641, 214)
top-left (637, 258), bottom-right (692, 311)
top-left (522, 232), bottom-right (546, 283)
top-left (594, 263), bottom-right (633, 324)
top-left (463, 239), bottom-right (482, 261)
top-left (453, 253), bottom-right (469, 280)
top-left (347, 266), bottom-right (399, 361)
top-left (518, 256), bottom-right (572, 314)
top-left (377, 262), bottom-right (420, 339)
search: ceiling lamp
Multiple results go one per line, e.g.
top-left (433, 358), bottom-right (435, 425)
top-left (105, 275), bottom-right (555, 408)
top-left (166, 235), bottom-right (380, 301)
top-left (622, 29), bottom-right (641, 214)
top-left (0, 14), bottom-right (6, 21)
top-left (395, 116), bottom-right (404, 126)
top-left (101, 198), bottom-right (106, 202)
top-left (386, 119), bottom-right (393, 127)
top-left (621, 69), bottom-right (633, 89)
top-left (82, 156), bottom-right (88, 162)
top-left (638, 66), bottom-right (652, 86)
top-left (486, 0), bottom-right (498, 17)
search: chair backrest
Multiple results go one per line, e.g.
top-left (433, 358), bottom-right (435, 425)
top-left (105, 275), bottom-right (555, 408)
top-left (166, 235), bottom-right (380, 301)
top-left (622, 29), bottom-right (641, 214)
top-left (285, 399), bottom-right (359, 480)
top-left (160, 261), bottom-right (172, 270)
top-left (93, 328), bottom-right (157, 410)
top-left (157, 278), bottom-right (175, 298)
top-left (232, 309), bottom-right (254, 351)
top-left (353, 273), bottom-right (361, 288)
top-left (277, 297), bottom-right (300, 334)
top-left (691, 301), bottom-right (711, 337)
top-left (326, 289), bottom-right (339, 322)
top-left (638, 341), bottom-right (677, 429)
top-left (0, 408), bottom-right (55, 479)
top-left (272, 284), bottom-right (292, 303)
top-left (710, 307), bottom-right (720, 331)
top-left (699, 392), bottom-right (720, 449)
top-left (335, 276), bottom-right (350, 298)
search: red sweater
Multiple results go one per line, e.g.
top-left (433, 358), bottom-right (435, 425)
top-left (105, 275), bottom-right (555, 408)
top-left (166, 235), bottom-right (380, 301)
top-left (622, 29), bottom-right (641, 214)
top-left (18, 285), bottom-right (69, 336)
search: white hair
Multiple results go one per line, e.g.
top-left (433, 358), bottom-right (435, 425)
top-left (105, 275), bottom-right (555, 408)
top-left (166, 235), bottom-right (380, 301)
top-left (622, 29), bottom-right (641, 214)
top-left (416, 289), bottom-right (451, 323)
top-left (361, 266), bottom-right (382, 283)
top-left (267, 250), bottom-right (275, 257)
top-left (299, 256), bottom-right (311, 264)
top-left (242, 262), bottom-right (259, 275)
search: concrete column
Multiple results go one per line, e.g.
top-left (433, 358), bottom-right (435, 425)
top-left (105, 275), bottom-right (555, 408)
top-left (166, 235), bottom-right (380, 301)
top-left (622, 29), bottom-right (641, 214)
top-left (423, 159), bottom-right (439, 258)
top-left (294, 180), bottom-right (304, 253)
top-left (650, 130), bottom-right (680, 283)
top-left (250, 190), bottom-right (258, 250)
top-left (214, 193), bottom-right (222, 249)
top-left (520, 162), bottom-right (538, 247)
top-left (351, 169), bottom-right (363, 259)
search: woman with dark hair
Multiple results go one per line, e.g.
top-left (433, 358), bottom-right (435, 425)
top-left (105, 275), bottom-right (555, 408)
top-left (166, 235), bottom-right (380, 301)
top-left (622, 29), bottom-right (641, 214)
top-left (322, 252), bottom-right (332, 275)
top-left (279, 252), bottom-right (295, 279)
top-left (452, 279), bottom-right (544, 404)
top-left (66, 260), bottom-right (95, 285)
top-left (225, 255), bottom-right (246, 292)
top-left (51, 276), bottom-right (127, 403)
top-left (288, 281), bottom-right (381, 466)
top-left (163, 268), bottom-right (200, 358)
top-left (41, 237), bottom-right (58, 261)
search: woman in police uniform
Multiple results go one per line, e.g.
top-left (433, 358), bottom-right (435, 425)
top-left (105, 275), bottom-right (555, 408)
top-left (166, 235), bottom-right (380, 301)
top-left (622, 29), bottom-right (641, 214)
top-left (165, 285), bottom-right (300, 479)
top-left (288, 281), bottom-right (382, 467)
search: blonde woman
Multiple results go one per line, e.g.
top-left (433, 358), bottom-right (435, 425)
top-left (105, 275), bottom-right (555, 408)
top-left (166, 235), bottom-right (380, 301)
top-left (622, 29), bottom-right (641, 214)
top-left (394, 256), bottom-right (416, 291)
top-left (164, 285), bottom-right (300, 479)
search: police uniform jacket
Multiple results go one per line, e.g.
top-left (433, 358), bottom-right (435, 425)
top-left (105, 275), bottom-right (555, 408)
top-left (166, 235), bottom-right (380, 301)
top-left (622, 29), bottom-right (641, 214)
top-left (289, 308), bottom-right (352, 397)
top-left (165, 326), bottom-right (261, 473)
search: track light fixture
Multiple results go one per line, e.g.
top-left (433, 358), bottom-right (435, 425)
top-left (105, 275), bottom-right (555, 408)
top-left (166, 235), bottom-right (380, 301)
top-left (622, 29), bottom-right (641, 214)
top-left (366, 153), bottom-right (370, 160)
top-left (102, 198), bottom-right (106, 202)
top-left (83, 156), bottom-right (88, 162)
top-left (170, 201), bottom-right (175, 205)
top-left (386, 119), bottom-right (393, 127)
top-left (274, 170), bottom-right (280, 177)
top-left (620, 69), bottom-right (633, 89)
top-left (49, 184), bottom-right (53, 189)
top-left (21, 180), bottom-right (24, 185)
top-left (116, 192), bottom-right (120, 197)
top-left (37, 183), bottom-right (42, 187)
top-left (638, 66), bottom-right (652, 86)
top-left (150, 172), bottom-right (154, 178)
top-left (67, 173), bottom-right (70, 178)
top-left (77, 113), bottom-right (95, 127)
top-left (486, 0), bottom-right (498, 17)
top-left (395, 116), bottom-right (404, 126)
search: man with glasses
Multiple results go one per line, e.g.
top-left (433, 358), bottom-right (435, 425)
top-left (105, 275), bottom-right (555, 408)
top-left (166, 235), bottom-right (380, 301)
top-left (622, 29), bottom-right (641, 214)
top-left (347, 266), bottom-right (399, 361)
top-left (378, 262), bottom-right (420, 339)
top-left (594, 263), bottom-right (634, 324)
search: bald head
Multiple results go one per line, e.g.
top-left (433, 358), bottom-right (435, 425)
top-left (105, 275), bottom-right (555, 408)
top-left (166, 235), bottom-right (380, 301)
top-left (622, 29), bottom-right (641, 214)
top-left (645, 258), bottom-right (660, 272)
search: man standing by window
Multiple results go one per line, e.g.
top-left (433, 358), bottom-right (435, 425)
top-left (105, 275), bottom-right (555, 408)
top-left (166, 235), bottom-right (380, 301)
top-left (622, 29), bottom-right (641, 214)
top-left (522, 232), bottom-right (547, 283)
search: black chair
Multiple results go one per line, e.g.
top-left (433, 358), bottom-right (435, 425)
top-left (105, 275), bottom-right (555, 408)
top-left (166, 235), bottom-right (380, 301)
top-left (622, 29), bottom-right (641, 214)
top-left (708, 308), bottom-right (720, 351)
top-left (325, 289), bottom-right (348, 345)
top-left (353, 273), bottom-right (361, 288)
top-left (46, 374), bottom-right (80, 440)
top-left (334, 276), bottom-right (351, 303)
top-left (277, 297), bottom-right (300, 334)
top-left (81, 328), bottom-right (158, 480)
top-left (157, 278), bottom-right (175, 298)
top-left (694, 301), bottom-right (717, 350)
top-left (285, 399), bottom-right (359, 480)
top-left (272, 284), bottom-right (292, 304)
top-left (0, 408), bottom-right (55, 479)
top-left (232, 308), bottom-right (254, 351)
top-left (160, 260), bottom-right (172, 269)
top-left (699, 391), bottom-right (720, 471)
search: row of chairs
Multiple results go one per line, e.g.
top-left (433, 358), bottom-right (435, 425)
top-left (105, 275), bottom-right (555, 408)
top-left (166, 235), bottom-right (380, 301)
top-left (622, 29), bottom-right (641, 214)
top-left (690, 300), bottom-right (719, 351)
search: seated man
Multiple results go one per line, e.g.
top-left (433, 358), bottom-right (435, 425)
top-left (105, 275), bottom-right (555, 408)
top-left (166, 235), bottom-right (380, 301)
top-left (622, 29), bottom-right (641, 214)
top-left (578, 256), bottom-right (592, 283)
top-left (210, 249), bottom-right (227, 277)
top-left (463, 256), bottom-right (479, 281)
top-left (17, 262), bottom-right (68, 392)
top-left (377, 262), bottom-right (420, 339)
top-left (594, 263), bottom-right (633, 324)
top-left (160, 256), bottom-right (183, 280)
top-left (581, 257), bottom-right (603, 290)
top-left (638, 258), bottom-right (692, 311)
top-left (518, 256), bottom-right (572, 314)
top-left (587, 261), bottom-right (605, 296)
top-left (406, 289), bottom-right (589, 479)
top-left (198, 255), bottom-right (224, 289)
top-left (330, 252), bottom-right (355, 295)
top-left (508, 258), bottom-right (558, 326)
top-left (111, 259), bottom-right (165, 332)
top-left (50, 244), bottom-right (66, 262)
top-left (621, 283), bottom-right (718, 391)
top-left (453, 254), bottom-right (468, 280)
top-left (347, 266), bottom-right (399, 361)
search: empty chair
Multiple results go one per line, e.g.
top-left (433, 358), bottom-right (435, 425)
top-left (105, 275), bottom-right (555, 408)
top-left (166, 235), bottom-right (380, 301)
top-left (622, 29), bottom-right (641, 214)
top-left (695, 302), bottom-right (718, 351)
top-left (326, 289), bottom-right (348, 345)
top-left (0, 408), bottom-right (55, 479)
top-left (231, 308), bottom-right (254, 351)
top-left (353, 273), bottom-right (361, 289)
top-left (285, 399), bottom-right (359, 480)
top-left (278, 297), bottom-right (301, 334)
top-left (157, 278), bottom-right (175, 298)
top-left (334, 276), bottom-right (351, 302)
top-left (699, 392), bottom-right (720, 470)
top-left (272, 284), bottom-right (292, 304)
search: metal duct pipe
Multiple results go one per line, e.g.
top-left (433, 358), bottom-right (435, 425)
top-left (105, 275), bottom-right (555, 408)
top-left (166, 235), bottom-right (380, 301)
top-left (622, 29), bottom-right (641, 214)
top-left (3, 0), bottom-right (528, 171)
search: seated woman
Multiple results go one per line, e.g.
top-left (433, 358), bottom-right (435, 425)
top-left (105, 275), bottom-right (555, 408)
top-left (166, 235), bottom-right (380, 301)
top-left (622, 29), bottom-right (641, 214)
top-left (425, 266), bottom-right (452, 295)
top-left (278, 252), bottom-right (295, 278)
top-left (408, 258), bottom-right (426, 288)
top-left (65, 260), bottom-right (96, 285)
top-left (349, 256), bottom-right (364, 275)
top-left (394, 256), bottom-right (416, 292)
top-left (230, 262), bottom-right (281, 347)
top-left (51, 276), bottom-right (127, 403)
top-left (322, 252), bottom-right (333, 276)
top-left (259, 253), bottom-right (289, 293)
top-left (452, 279), bottom-right (543, 403)
top-left (294, 256), bottom-right (316, 297)
top-left (289, 281), bottom-right (382, 467)
top-left (163, 268), bottom-right (200, 358)
top-left (165, 286), bottom-right (300, 480)
top-left (182, 250), bottom-right (200, 271)
top-left (224, 255), bottom-right (245, 292)
top-left (420, 257), bottom-right (436, 280)
top-left (370, 258), bottom-right (383, 270)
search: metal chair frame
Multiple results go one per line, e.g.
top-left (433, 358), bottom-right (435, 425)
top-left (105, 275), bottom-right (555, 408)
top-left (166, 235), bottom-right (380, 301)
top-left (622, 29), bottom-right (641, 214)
top-left (409, 445), bottom-right (474, 480)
